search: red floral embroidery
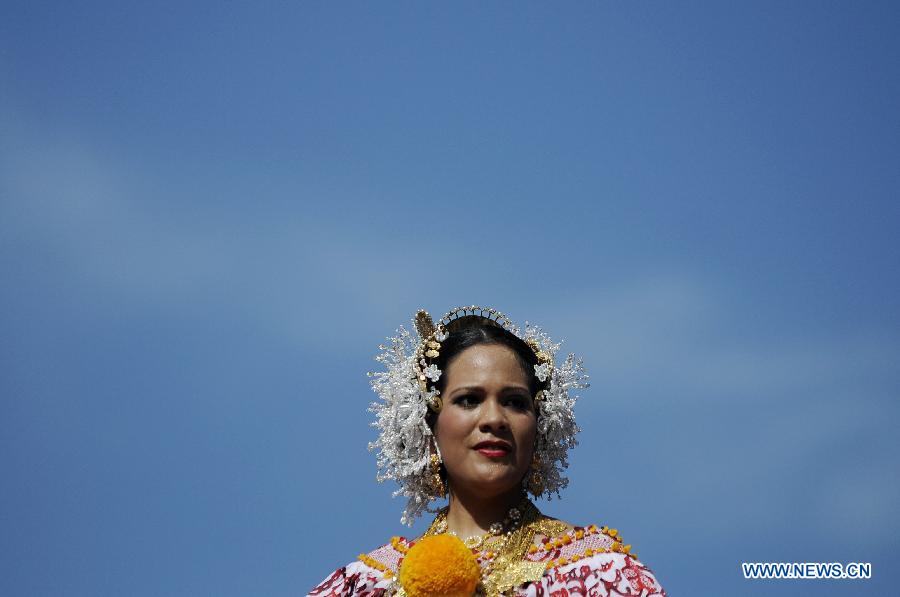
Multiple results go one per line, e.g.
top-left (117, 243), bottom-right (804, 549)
top-left (527, 554), bottom-right (666, 597)
top-left (308, 564), bottom-right (389, 596)
top-left (309, 567), bottom-right (346, 596)
top-left (621, 556), bottom-right (656, 593)
top-left (309, 538), bottom-right (666, 596)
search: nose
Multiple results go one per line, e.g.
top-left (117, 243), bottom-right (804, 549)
top-left (478, 397), bottom-right (509, 432)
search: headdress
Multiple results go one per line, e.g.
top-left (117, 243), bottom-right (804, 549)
top-left (368, 306), bottom-right (589, 525)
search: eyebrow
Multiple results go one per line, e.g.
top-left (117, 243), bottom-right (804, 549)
top-left (448, 385), bottom-right (531, 397)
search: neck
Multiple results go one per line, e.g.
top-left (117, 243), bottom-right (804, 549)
top-left (444, 484), bottom-right (526, 539)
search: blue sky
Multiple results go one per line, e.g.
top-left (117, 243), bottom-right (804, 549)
top-left (2, 2), bottom-right (899, 596)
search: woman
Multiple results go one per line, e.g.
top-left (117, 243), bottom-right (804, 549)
top-left (310, 306), bottom-right (666, 596)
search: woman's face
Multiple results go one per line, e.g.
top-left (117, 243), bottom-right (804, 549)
top-left (434, 343), bottom-right (537, 499)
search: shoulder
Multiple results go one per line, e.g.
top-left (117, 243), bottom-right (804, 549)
top-left (359, 536), bottom-right (410, 579)
top-left (526, 521), bottom-right (634, 562)
top-left (524, 522), bottom-right (667, 596)
top-left (307, 537), bottom-right (411, 596)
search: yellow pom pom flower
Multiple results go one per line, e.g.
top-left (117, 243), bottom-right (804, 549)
top-left (399, 534), bottom-right (480, 597)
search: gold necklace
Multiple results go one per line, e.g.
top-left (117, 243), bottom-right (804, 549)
top-left (422, 500), bottom-right (569, 596)
top-left (430, 499), bottom-right (526, 549)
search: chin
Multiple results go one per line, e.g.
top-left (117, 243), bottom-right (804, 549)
top-left (459, 473), bottom-right (523, 498)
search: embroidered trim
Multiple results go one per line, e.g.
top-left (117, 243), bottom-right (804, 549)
top-left (390, 536), bottom-right (410, 554)
top-left (357, 523), bottom-right (641, 591)
top-left (356, 553), bottom-right (394, 580)
top-left (526, 524), bottom-right (637, 566)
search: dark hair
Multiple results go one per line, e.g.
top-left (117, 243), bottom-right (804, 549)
top-left (432, 320), bottom-right (547, 399)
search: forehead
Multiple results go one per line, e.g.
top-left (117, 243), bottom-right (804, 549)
top-left (442, 343), bottom-right (530, 388)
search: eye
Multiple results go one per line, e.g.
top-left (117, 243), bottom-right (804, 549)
top-left (504, 395), bottom-right (531, 411)
top-left (453, 394), bottom-right (481, 408)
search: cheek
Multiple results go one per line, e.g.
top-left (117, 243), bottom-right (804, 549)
top-left (522, 422), bottom-right (538, 456)
top-left (520, 412), bottom-right (538, 440)
top-left (433, 410), bottom-right (468, 447)
top-left (510, 416), bottom-right (537, 452)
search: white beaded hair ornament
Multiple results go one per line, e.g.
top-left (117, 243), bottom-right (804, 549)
top-left (368, 306), bottom-right (589, 525)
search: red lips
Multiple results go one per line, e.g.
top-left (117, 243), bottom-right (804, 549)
top-left (473, 440), bottom-right (512, 458)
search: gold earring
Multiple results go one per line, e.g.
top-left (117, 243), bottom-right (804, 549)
top-left (526, 455), bottom-right (544, 497)
top-left (430, 453), bottom-right (446, 498)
